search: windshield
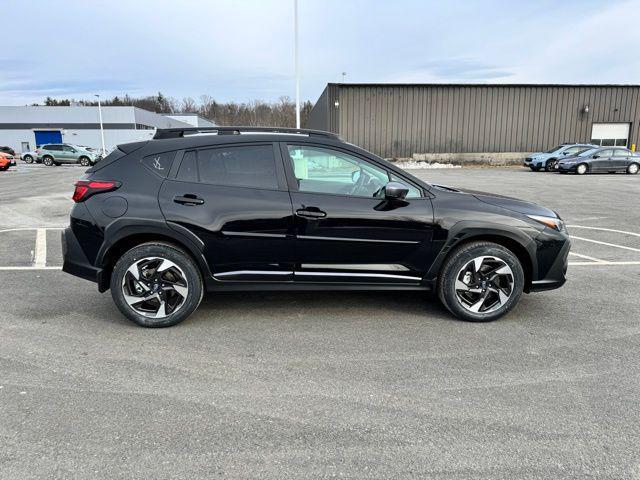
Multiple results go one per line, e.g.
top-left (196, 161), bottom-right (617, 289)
top-left (545, 145), bottom-right (564, 153)
top-left (578, 148), bottom-right (598, 157)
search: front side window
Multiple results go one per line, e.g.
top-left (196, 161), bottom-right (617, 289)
top-left (177, 145), bottom-right (278, 189)
top-left (287, 145), bottom-right (419, 198)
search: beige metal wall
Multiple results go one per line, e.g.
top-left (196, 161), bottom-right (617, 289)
top-left (307, 84), bottom-right (640, 158)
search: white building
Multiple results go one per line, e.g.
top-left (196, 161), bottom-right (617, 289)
top-left (0, 106), bottom-right (215, 153)
top-left (165, 113), bottom-right (217, 128)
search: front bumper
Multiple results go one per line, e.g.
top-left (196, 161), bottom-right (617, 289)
top-left (529, 234), bottom-right (570, 292)
top-left (556, 163), bottom-right (577, 172)
top-left (61, 227), bottom-right (104, 286)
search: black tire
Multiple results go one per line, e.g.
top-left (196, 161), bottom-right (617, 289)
top-left (0, 165), bottom-right (8, 171)
top-left (23, 155), bottom-right (34, 164)
top-left (575, 163), bottom-right (588, 175)
top-left (544, 158), bottom-right (557, 172)
top-left (110, 242), bottom-right (203, 327)
top-left (627, 162), bottom-right (639, 175)
top-left (530, 166), bottom-right (540, 172)
top-left (437, 241), bottom-right (525, 322)
top-left (79, 156), bottom-right (90, 167)
top-left (42, 156), bottom-right (54, 166)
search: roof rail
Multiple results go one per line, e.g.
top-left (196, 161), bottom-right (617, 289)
top-left (153, 126), bottom-right (339, 140)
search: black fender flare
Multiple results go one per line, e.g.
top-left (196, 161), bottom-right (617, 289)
top-left (95, 218), bottom-right (211, 291)
top-left (425, 221), bottom-right (538, 285)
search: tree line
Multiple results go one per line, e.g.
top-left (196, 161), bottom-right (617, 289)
top-left (37, 93), bottom-right (315, 128)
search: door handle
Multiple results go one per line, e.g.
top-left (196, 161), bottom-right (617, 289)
top-left (296, 208), bottom-right (326, 218)
top-left (174, 194), bottom-right (205, 206)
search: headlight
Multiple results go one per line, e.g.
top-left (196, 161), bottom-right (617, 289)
top-left (527, 214), bottom-right (565, 231)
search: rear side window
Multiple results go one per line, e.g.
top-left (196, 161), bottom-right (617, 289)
top-left (141, 151), bottom-right (175, 177)
top-left (178, 145), bottom-right (278, 189)
top-left (45, 145), bottom-right (62, 151)
top-left (176, 151), bottom-right (198, 182)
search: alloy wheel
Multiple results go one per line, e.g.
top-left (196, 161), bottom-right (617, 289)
top-left (454, 256), bottom-right (514, 314)
top-left (628, 163), bottom-right (639, 174)
top-left (576, 164), bottom-right (587, 175)
top-left (121, 257), bottom-right (189, 318)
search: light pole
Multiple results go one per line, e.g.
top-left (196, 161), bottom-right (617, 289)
top-left (95, 94), bottom-right (106, 155)
top-left (294, 0), bottom-right (300, 129)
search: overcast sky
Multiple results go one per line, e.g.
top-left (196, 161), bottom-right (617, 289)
top-left (2, 0), bottom-right (639, 106)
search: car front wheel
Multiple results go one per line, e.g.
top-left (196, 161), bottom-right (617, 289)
top-left (576, 163), bottom-right (588, 175)
top-left (79, 156), bottom-right (90, 167)
top-left (110, 243), bottom-right (203, 327)
top-left (438, 241), bottom-right (524, 322)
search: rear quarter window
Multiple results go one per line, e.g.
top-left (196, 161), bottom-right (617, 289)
top-left (141, 151), bottom-right (176, 177)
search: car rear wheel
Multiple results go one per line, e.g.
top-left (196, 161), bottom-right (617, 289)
top-left (23, 155), bottom-right (34, 164)
top-left (438, 241), bottom-right (524, 322)
top-left (110, 243), bottom-right (203, 327)
top-left (545, 158), bottom-right (557, 171)
top-left (42, 156), bottom-right (54, 166)
top-left (627, 163), bottom-right (639, 175)
top-left (576, 163), bottom-right (588, 175)
top-left (79, 156), bottom-right (90, 167)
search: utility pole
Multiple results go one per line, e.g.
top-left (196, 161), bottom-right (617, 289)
top-left (294, 0), bottom-right (300, 129)
top-left (95, 94), bottom-right (106, 155)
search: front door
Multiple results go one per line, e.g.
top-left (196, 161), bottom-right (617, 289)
top-left (159, 143), bottom-right (295, 282)
top-left (591, 149), bottom-right (613, 172)
top-left (282, 143), bottom-right (435, 284)
top-left (61, 144), bottom-right (77, 163)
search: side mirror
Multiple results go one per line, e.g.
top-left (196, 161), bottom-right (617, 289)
top-left (382, 181), bottom-right (409, 200)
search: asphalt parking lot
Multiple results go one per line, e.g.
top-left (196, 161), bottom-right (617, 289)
top-left (1, 163), bottom-right (639, 479)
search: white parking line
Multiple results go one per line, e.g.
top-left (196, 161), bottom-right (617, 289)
top-left (0, 266), bottom-right (61, 271)
top-left (568, 252), bottom-right (607, 263)
top-left (569, 261), bottom-right (640, 266)
top-left (34, 228), bottom-right (47, 268)
top-left (571, 235), bottom-right (640, 253)
top-left (568, 225), bottom-right (640, 238)
top-left (0, 227), bottom-right (64, 234)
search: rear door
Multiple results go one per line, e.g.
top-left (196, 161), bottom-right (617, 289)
top-left (611, 148), bottom-right (631, 170)
top-left (282, 143), bottom-right (435, 284)
top-left (159, 142), bottom-right (295, 282)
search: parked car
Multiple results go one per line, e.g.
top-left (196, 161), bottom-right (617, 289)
top-left (38, 143), bottom-right (102, 167)
top-left (556, 147), bottom-right (640, 175)
top-left (0, 152), bottom-right (15, 170)
top-left (524, 143), bottom-right (597, 171)
top-left (0, 146), bottom-right (16, 157)
top-left (21, 149), bottom-right (41, 164)
top-left (62, 126), bottom-right (570, 328)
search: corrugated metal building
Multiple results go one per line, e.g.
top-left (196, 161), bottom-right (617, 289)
top-left (306, 83), bottom-right (640, 158)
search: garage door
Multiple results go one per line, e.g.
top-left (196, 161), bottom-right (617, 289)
top-left (34, 130), bottom-right (62, 147)
top-left (591, 123), bottom-right (630, 147)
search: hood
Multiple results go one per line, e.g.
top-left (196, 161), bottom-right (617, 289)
top-left (557, 154), bottom-right (582, 164)
top-left (432, 184), bottom-right (557, 217)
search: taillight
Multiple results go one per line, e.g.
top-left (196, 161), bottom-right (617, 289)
top-left (72, 180), bottom-right (120, 202)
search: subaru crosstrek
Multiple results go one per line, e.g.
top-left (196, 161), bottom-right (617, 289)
top-left (62, 127), bottom-right (570, 327)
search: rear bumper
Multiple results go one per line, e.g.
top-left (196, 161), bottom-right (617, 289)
top-left (529, 236), bottom-right (570, 292)
top-left (61, 227), bottom-right (104, 287)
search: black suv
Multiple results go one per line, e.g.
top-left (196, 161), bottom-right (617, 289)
top-left (62, 127), bottom-right (570, 327)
